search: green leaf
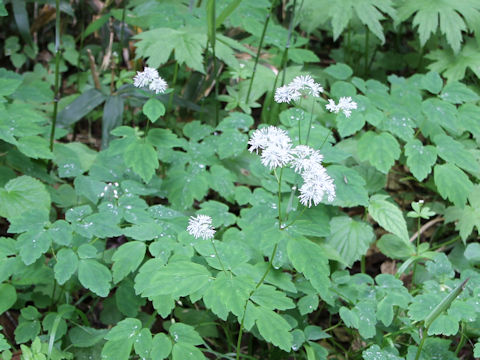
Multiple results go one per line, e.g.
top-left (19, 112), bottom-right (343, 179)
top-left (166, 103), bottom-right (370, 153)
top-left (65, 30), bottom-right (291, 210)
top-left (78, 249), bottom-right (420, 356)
top-left (163, 166), bottom-right (210, 210)
top-left (251, 284), bottom-right (295, 311)
top-left (298, 294), bottom-right (319, 315)
top-left (172, 342), bottom-right (206, 360)
top-left (116, 279), bottom-right (145, 317)
top-left (57, 89), bottom-right (106, 126)
top-left (336, 110), bottom-right (365, 138)
top-left (68, 327), bottom-right (108, 348)
top-left (287, 237), bottom-right (330, 297)
top-left (326, 216), bottom-right (375, 267)
top-left (143, 98), bottom-right (165, 123)
top-left (328, 166), bottom-right (369, 207)
top-left (134, 328), bottom-right (152, 358)
top-left (215, 129), bottom-right (247, 159)
top-left (105, 318), bottom-right (142, 341)
top-left (405, 139), bottom-right (437, 181)
top-left (101, 339), bottom-right (133, 360)
top-left (324, 63), bottom-right (353, 80)
top-left (428, 314), bottom-right (459, 336)
top-left (169, 323), bottom-right (203, 345)
top-left (203, 273), bottom-right (255, 320)
top-left (0, 68), bottom-right (22, 96)
top-left (0, 176), bottom-right (50, 222)
top-left (112, 241), bottom-right (146, 284)
top-left (354, 300), bottom-right (377, 339)
top-left (16, 136), bottom-right (53, 159)
top-left (124, 141), bottom-right (159, 183)
top-left (357, 131), bottom-right (400, 174)
top-left (368, 195), bottom-right (409, 242)
top-left (16, 229), bottom-right (52, 265)
top-left (78, 259), bottom-right (112, 297)
top-left (377, 234), bottom-right (416, 260)
top-left (363, 345), bottom-right (403, 360)
top-left (255, 306), bottom-right (293, 352)
top-left (421, 71), bottom-right (443, 94)
top-left (434, 163), bottom-right (473, 207)
top-left (440, 81), bottom-right (479, 104)
top-left (0, 284), bottom-right (16, 315)
top-left (421, 98), bottom-right (458, 134)
top-left (198, 201), bottom-right (236, 227)
top-left (151, 333), bottom-right (172, 359)
top-left (135, 260), bottom-right (210, 298)
top-left (434, 134), bottom-right (480, 175)
top-left (54, 248), bottom-right (78, 285)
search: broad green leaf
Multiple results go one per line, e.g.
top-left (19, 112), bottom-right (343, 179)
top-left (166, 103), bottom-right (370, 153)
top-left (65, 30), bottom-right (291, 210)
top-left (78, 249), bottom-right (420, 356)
top-left (326, 216), bottom-right (375, 267)
top-left (428, 314), bottom-right (459, 336)
top-left (68, 327), bottom-right (108, 348)
top-left (336, 111), bottom-right (365, 138)
top-left (458, 103), bottom-right (480, 140)
top-left (409, 293), bottom-right (444, 322)
top-left (116, 279), bottom-right (146, 317)
top-left (324, 63), bottom-right (353, 80)
top-left (368, 195), bottom-right (409, 242)
top-left (287, 237), bottom-right (330, 297)
top-left (57, 89), bottom-right (106, 126)
top-left (54, 142), bottom-right (97, 178)
top-left (255, 306), bottom-right (293, 352)
top-left (16, 229), bottom-right (52, 265)
top-left (15, 320), bottom-right (40, 344)
top-left (457, 206), bottom-right (480, 242)
top-left (78, 259), bottom-right (112, 297)
top-left (135, 260), bottom-right (210, 298)
top-left (74, 175), bottom-right (105, 204)
top-left (163, 166), bottom-right (210, 210)
top-left (421, 71), bottom-right (443, 94)
top-left (0, 68), bottom-right (22, 96)
top-left (143, 98), bottom-right (165, 123)
top-left (134, 328), bottom-right (152, 358)
top-left (16, 136), bottom-right (53, 159)
top-left (363, 345), bottom-right (403, 360)
top-left (203, 273), bottom-right (255, 320)
top-left (112, 241), bottom-right (146, 283)
top-left (0, 284), bottom-right (16, 315)
top-left (215, 128), bottom-right (247, 159)
top-left (357, 131), bottom-right (400, 174)
top-left (101, 339), bottom-right (133, 360)
top-left (54, 248), bottom-right (78, 285)
top-left (0, 176), bottom-right (50, 222)
top-left (198, 201), bottom-right (236, 227)
top-left (105, 318), bottom-right (142, 341)
top-left (298, 294), bottom-right (319, 315)
top-left (251, 284), bottom-right (295, 311)
top-left (151, 333), bottom-right (172, 359)
top-left (405, 139), bottom-right (437, 181)
top-left (172, 342), bottom-right (206, 360)
top-left (434, 163), bottom-right (473, 207)
top-left (421, 98), bottom-right (458, 134)
top-left (440, 81), bottom-right (479, 104)
top-left (169, 323), bottom-right (203, 345)
top-left (354, 300), bottom-right (377, 339)
top-left (124, 141), bottom-right (158, 183)
top-left (434, 134), bottom-right (480, 175)
top-left (209, 164), bottom-right (236, 201)
top-left (377, 234), bottom-right (415, 260)
top-left (328, 165), bottom-right (369, 207)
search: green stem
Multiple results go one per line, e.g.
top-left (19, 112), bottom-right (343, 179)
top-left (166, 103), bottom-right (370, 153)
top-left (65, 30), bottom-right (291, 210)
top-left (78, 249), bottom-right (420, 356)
top-left (305, 100), bottom-right (315, 145)
top-left (364, 26), bottom-right (369, 76)
top-left (145, 310), bottom-right (158, 329)
top-left (235, 243), bottom-right (279, 360)
top-left (360, 255), bottom-right (366, 273)
top-left (274, 168), bottom-right (284, 227)
top-left (412, 217), bottom-right (421, 280)
top-left (245, 1), bottom-right (275, 104)
top-left (414, 329), bottom-right (427, 360)
top-left (455, 322), bottom-right (466, 355)
top-left (49, 0), bottom-right (62, 153)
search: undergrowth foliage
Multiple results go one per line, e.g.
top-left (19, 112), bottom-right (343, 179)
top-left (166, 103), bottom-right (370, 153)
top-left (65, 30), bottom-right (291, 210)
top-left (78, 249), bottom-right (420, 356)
top-left (2, 1), bottom-right (480, 360)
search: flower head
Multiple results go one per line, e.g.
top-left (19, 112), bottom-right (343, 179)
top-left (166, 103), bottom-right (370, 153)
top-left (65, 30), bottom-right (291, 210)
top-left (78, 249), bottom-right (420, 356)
top-left (298, 166), bottom-right (336, 207)
top-left (274, 85), bottom-right (300, 103)
top-left (290, 145), bottom-right (324, 173)
top-left (248, 126), bottom-right (292, 153)
top-left (187, 215), bottom-right (216, 240)
top-left (273, 74), bottom-right (323, 104)
top-left (325, 96), bottom-right (357, 118)
top-left (149, 77), bottom-right (168, 94)
top-left (133, 67), bottom-right (159, 88)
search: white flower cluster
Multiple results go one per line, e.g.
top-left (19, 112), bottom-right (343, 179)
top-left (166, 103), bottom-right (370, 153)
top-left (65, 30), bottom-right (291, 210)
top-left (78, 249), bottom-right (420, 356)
top-left (248, 127), bottom-right (336, 207)
top-left (133, 67), bottom-right (168, 94)
top-left (187, 215), bottom-right (216, 240)
top-left (325, 96), bottom-right (357, 118)
top-left (274, 75), bottom-right (324, 103)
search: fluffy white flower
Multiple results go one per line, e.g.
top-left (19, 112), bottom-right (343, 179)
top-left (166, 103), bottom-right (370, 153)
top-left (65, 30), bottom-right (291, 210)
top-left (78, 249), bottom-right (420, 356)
top-left (248, 126), bottom-right (292, 153)
top-left (187, 215), bottom-right (216, 240)
top-left (133, 67), bottom-right (159, 88)
top-left (290, 75), bottom-right (323, 98)
top-left (298, 166), bottom-right (336, 207)
top-left (274, 85), bottom-right (300, 103)
top-left (261, 144), bottom-right (293, 169)
top-left (325, 96), bottom-right (357, 118)
top-left (149, 77), bottom-right (168, 94)
top-left (290, 145), bottom-right (324, 173)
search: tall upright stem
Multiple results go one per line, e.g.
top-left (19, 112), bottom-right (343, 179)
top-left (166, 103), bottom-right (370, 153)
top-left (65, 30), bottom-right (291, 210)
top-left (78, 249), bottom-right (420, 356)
top-left (49, 0), bottom-right (61, 153)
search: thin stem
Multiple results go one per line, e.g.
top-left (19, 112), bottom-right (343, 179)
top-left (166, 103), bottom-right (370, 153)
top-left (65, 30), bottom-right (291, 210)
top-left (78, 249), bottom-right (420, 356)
top-left (364, 26), bottom-right (369, 76)
top-left (274, 168), bottom-right (284, 227)
top-left (305, 100), bottom-right (315, 145)
top-left (246, 2), bottom-right (275, 103)
top-left (235, 243), bottom-right (279, 360)
top-left (145, 310), bottom-right (158, 329)
top-left (455, 322), bottom-right (466, 355)
top-left (360, 255), bottom-right (366, 273)
top-left (414, 329), bottom-right (427, 360)
top-left (49, 0), bottom-right (62, 153)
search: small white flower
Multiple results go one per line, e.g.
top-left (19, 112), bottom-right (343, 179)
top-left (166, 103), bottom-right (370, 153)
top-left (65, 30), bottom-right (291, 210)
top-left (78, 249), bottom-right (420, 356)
top-left (248, 126), bottom-right (292, 153)
top-left (149, 77), bottom-right (168, 94)
top-left (290, 145), bottom-right (324, 173)
top-left (261, 144), bottom-right (293, 169)
top-left (325, 96), bottom-right (357, 118)
top-left (133, 67), bottom-right (159, 88)
top-left (290, 75), bottom-right (323, 98)
top-left (274, 85), bottom-right (300, 103)
top-left (187, 215), bottom-right (216, 240)
top-left (298, 166), bottom-right (336, 207)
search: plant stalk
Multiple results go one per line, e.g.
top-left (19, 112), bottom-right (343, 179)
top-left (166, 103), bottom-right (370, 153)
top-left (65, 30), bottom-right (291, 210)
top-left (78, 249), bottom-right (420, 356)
top-left (49, 0), bottom-right (62, 153)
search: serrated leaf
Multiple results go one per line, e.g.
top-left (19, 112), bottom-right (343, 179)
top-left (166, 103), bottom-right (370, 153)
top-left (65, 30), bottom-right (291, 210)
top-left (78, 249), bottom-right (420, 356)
top-left (298, 294), bottom-right (319, 315)
top-left (78, 259), bottom-right (112, 297)
top-left (135, 260), bottom-right (210, 298)
top-left (151, 333), bottom-right (172, 359)
top-left (163, 166), bottom-right (210, 210)
top-left (427, 314), bottom-right (459, 336)
top-left (354, 300), bottom-right (377, 339)
top-left (357, 131), bottom-right (400, 174)
top-left (287, 237), bottom-right (330, 297)
top-left (169, 323), bottom-right (203, 345)
top-left (434, 163), bottom-right (473, 207)
top-left (368, 195), bottom-right (409, 242)
top-left (203, 273), bottom-right (255, 320)
top-left (143, 98), bottom-right (165, 123)
top-left (54, 248), bottom-right (78, 285)
top-left (0, 176), bottom-right (50, 222)
top-left (363, 345), bottom-right (403, 360)
top-left (101, 339), bottom-right (133, 360)
top-left (105, 318), bottom-right (142, 341)
top-left (434, 134), bottom-right (480, 175)
top-left (215, 129), bottom-right (247, 159)
top-left (124, 141), bottom-right (158, 183)
top-left (16, 229), bottom-right (52, 265)
top-left (326, 216), bottom-right (375, 267)
top-left (421, 71), bottom-right (443, 94)
top-left (405, 139), bottom-right (437, 181)
top-left (198, 201), bottom-right (236, 227)
top-left (112, 241), bottom-right (146, 283)
top-left (377, 234), bottom-right (416, 260)
top-left (16, 136), bottom-right (53, 159)
top-left (440, 81), bottom-right (479, 104)
top-left (251, 284), bottom-right (295, 311)
top-left (255, 306), bottom-right (293, 352)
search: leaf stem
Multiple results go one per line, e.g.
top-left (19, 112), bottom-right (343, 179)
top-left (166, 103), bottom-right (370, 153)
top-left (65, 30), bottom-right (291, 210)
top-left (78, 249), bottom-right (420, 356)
top-left (49, 0), bottom-right (62, 153)
top-left (414, 329), bottom-right (427, 360)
